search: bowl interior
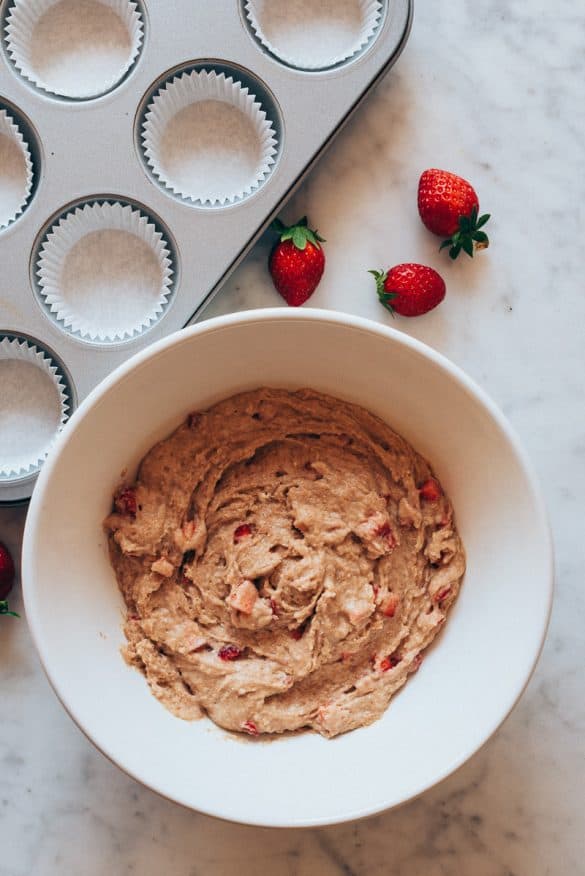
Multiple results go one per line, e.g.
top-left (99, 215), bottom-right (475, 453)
top-left (23, 311), bottom-right (552, 826)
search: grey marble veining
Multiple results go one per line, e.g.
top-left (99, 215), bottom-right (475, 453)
top-left (1, 1), bottom-right (584, 873)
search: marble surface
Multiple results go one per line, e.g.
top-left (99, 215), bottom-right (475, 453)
top-left (1, 1), bottom-right (584, 873)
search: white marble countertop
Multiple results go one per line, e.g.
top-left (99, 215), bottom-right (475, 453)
top-left (2, 2), bottom-right (584, 873)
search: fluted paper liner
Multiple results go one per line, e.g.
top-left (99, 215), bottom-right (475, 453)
top-left (141, 68), bottom-right (278, 206)
top-left (5, 0), bottom-right (144, 99)
top-left (244, 0), bottom-right (383, 70)
top-left (36, 201), bottom-right (174, 343)
top-left (0, 108), bottom-right (34, 229)
top-left (0, 336), bottom-right (70, 480)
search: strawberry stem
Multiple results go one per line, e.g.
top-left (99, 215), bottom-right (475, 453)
top-left (271, 216), bottom-right (325, 251)
top-left (440, 206), bottom-right (491, 260)
top-left (369, 269), bottom-right (397, 318)
top-left (0, 600), bottom-right (19, 617)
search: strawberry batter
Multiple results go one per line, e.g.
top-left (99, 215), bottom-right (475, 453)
top-left (104, 388), bottom-right (465, 738)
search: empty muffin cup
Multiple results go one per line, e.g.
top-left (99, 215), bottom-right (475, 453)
top-left (5, 0), bottom-right (144, 99)
top-left (0, 107), bottom-right (34, 229)
top-left (141, 68), bottom-right (279, 206)
top-left (36, 200), bottom-right (175, 343)
top-left (244, 0), bottom-right (383, 71)
top-left (0, 335), bottom-right (70, 481)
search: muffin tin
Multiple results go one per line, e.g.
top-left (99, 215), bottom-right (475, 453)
top-left (0, 0), bottom-right (412, 502)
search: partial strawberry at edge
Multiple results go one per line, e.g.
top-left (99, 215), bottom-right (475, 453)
top-left (417, 169), bottom-right (490, 260)
top-left (0, 541), bottom-right (19, 617)
top-left (269, 216), bottom-right (326, 307)
top-left (0, 541), bottom-right (15, 601)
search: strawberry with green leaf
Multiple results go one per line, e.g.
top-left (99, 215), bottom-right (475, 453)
top-left (269, 217), bottom-right (325, 306)
top-left (370, 263), bottom-right (446, 317)
top-left (418, 169), bottom-right (490, 259)
top-left (0, 601), bottom-right (19, 618)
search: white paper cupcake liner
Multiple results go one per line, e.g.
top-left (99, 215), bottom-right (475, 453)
top-left (244, 0), bottom-right (383, 71)
top-left (5, 0), bottom-right (144, 99)
top-left (0, 107), bottom-right (34, 229)
top-left (141, 68), bottom-right (279, 206)
top-left (0, 336), bottom-right (70, 480)
top-left (36, 201), bottom-right (174, 343)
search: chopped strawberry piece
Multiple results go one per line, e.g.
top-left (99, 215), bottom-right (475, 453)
top-left (419, 478), bottom-right (442, 501)
top-left (435, 586), bottom-right (452, 603)
top-left (372, 582), bottom-right (380, 597)
top-left (114, 487), bottom-right (137, 517)
top-left (380, 653), bottom-right (401, 672)
top-left (375, 521), bottom-right (392, 540)
top-left (290, 619), bottom-right (310, 640)
top-left (355, 511), bottom-right (397, 555)
top-left (187, 412), bottom-right (201, 428)
top-left (270, 599), bottom-right (280, 616)
top-left (234, 523), bottom-right (252, 543)
top-left (129, 613), bottom-right (139, 621)
top-left (218, 644), bottom-right (243, 661)
top-left (243, 720), bottom-right (259, 736)
top-left (381, 593), bottom-right (399, 618)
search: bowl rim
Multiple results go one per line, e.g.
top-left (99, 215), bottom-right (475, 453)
top-left (22, 307), bottom-right (554, 827)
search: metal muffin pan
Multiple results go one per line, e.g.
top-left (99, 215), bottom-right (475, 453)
top-left (0, 0), bottom-right (412, 502)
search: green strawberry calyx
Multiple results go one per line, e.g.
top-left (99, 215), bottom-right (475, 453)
top-left (440, 206), bottom-right (490, 260)
top-left (272, 216), bottom-right (325, 251)
top-left (369, 269), bottom-right (397, 317)
top-left (0, 599), bottom-right (19, 618)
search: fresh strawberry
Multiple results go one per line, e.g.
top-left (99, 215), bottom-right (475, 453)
top-left (371, 264), bottom-right (446, 317)
top-left (0, 542), bottom-right (15, 601)
top-left (243, 720), bottom-right (259, 736)
top-left (269, 216), bottom-right (325, 306)
top-left (417, 169), bottom-right (490, 259)
top-left (419, 478), bottom-right (442, 501)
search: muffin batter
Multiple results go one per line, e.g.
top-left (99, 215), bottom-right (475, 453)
top-left (104, 388), bottom-right (465, 738)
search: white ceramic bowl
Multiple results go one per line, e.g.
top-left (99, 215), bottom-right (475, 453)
top-left (23, 309), bottom-right (553, 827)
